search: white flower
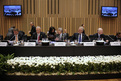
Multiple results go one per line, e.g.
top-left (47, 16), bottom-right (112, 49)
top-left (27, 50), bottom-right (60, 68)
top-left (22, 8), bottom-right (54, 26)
top-left (7, 55), bottom-right (121, 67)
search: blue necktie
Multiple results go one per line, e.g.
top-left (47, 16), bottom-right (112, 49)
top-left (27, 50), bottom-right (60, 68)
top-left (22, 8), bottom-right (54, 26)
top-left (79, 34), bottom-right (82, 42)
top-left (98, 35), bottom-right (100, 40)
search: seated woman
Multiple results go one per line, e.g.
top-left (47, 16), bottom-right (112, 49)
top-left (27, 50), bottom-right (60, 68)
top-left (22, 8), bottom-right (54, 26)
top-left (47, 26), bottom-right (56, 41)
top-left (114, 32), bottom-right (121, 41)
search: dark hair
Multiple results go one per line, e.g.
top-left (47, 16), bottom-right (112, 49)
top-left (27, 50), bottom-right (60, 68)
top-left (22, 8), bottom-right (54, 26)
top-left (49, 26), bottom-right (56, 35)
top-left (81, 24), bottom-right (84, 26)
top-left (12, 26), bottom-right (15, 28)
top-left (13, 28), bottom-right (19, 32)
top-left (116, 32), bottom-right (121, 37)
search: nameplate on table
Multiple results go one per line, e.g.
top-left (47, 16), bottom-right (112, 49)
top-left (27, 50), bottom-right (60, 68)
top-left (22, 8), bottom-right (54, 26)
top-left (0, 42), bottom-right (7, 46)
top-left (110, 42), bottom-right (120, 46)
top-left (24, 42), bottom-right (36, 46)
top-left (54, 42), bottom-right (66, 46)
top-left (84, 42), bottom-right (95, 46)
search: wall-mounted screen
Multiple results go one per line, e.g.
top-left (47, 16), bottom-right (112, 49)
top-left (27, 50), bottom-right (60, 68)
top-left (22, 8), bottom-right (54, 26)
top-left (4, 5), bottom-right (22, 16)
top-left (101, 6), bottom-right (118, 17)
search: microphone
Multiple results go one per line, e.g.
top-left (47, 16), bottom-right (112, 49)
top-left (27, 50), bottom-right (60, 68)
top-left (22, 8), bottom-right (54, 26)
top-left (9, 35), bottom-right (15, 41)
top-left (107, 35), bottom-right (114, 42)
top-left (87, 35), bottom-right (91, 42)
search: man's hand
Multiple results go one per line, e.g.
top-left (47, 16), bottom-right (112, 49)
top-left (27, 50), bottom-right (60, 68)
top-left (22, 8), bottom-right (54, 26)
top-left (106, 40), bottom-right (109, 43)
top-left (28, 31), bottom-right (30, 34)
top-left (55, 38), bottom-right (59, 41)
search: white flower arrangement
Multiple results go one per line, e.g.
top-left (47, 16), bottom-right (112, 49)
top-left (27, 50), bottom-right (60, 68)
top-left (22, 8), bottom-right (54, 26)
top-left (7, 55), bottom-right (121, 67)
top-left (1, 53), bottom-right (121, 76)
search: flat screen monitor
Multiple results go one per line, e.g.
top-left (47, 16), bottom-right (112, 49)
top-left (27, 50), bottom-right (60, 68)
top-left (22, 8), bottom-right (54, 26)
top-left (101, 6), bottom-right (118, 17)
top-left (4, 5), bottom-right (22, 16)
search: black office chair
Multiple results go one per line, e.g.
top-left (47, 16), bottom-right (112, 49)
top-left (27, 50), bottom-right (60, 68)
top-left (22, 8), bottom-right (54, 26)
top-left (68, 36), bottom-right (72, 40)
top-left (19, 31), bottom-right (25, 37)
top-left (89, 35), bottom-right (94, 42)
top-left (27, 36), bottom-right (31, 40)
top-left (0, 35), bottom-right (3, 40)
top-left (22, 35), bottom-right (28, 42)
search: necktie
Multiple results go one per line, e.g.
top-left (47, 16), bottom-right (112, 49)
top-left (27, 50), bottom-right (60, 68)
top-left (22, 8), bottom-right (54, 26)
top-left (60, 34), bottom-right (61, 39)
top-left (38, 35), bottom-right (40, 41)
top-left (15, 35), bottom-right (18, 42)
top-left (98, 35), bottom-right (100, 39)
top-left (79, 34), bottom-right (82, 42)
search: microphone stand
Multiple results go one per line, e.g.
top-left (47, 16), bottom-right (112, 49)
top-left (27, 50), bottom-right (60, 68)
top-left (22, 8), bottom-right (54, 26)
top-left (107, 35), bottom-right (114, 42)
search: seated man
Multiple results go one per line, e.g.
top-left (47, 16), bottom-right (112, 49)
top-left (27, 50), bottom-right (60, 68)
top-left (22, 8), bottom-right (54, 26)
top-left (63, 29), bottom-right (69, 40)
top-left (55, 28), bottom-right (68, 41)
top-left (71, 26), bottom-right (89, 42)
top-left (31, 26), bottom-right (46, 42)
top-left (114, 31), bottom-right (121, 41)
top-left (9, 28), bottom-right (23, 41)
top-left (93, 28), bottom-right (108, 42)
top-left (4, 26), bottom-right (15, 40)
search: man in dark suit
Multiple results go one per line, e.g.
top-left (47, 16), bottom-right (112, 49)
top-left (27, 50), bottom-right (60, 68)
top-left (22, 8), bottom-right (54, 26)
top-left (93, 28), bottom-right (109, 42)
top-left (114, 32), bottom-right (121, 41)
top-left (63, 29), bottom-right (69, 40)
top-left (71, 26), bottom-right (89, 42)
top-left (31, 26), bottom-right (46, 42)
top-left (9, 28), bottom-right (23, 41)
top-left (28, 22), bottom-right (36, 36)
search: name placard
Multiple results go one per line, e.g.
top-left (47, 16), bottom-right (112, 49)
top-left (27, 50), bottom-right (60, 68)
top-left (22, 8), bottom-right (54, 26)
top-left (110, 42), bottom-right (120, 46)
top-left (54, 42), bottom-right (66, 46)
top-left (84, 42), bottom-right (95, 46)
top-left (0, 42), bottom-right (7, 46)
top-left (24, 42), bottom-right (36, 46)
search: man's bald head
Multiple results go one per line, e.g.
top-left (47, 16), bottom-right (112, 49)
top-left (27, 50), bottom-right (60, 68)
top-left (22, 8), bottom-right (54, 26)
top-left (97, 28), bottom-right (103, 35)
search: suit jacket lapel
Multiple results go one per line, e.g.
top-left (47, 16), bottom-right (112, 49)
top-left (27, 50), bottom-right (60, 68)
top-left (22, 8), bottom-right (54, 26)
top-left (82, 33), bottom-right (85, 42)
top-left (76, 33), bottom-right (79, 39)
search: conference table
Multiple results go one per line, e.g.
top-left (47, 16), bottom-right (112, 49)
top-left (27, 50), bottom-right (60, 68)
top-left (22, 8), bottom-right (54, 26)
top-left (1, 44), bottom-right (121, 81)
top-left (0, 44), bottom-right (121, 57)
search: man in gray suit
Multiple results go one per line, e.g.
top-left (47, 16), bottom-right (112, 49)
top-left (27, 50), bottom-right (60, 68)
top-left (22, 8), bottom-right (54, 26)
top-left (55, 28), bottom-right (67, 41)
top-left (5, 26), bottom-right (15, 40)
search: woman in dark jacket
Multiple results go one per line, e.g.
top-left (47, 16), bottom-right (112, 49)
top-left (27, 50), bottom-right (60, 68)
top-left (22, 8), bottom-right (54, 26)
top-left (47, 26), bottom-right (56, 41)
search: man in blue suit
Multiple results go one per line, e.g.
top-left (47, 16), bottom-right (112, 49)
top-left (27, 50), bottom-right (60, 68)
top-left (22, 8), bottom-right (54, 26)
top-left (71, 26), bottom-right (89, 42)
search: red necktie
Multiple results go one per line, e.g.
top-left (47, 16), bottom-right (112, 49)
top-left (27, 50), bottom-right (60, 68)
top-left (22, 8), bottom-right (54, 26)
top-left (38, 35), bottom-right (40, 41)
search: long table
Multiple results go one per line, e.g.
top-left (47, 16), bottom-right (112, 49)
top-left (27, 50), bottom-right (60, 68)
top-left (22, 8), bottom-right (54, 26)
top-left (0, 45), bottom-right (121, 56)
top-left (1, 46), bottom-right (121, 81)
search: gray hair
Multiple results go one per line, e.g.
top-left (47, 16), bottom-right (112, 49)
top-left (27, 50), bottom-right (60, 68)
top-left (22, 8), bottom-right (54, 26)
top-left (97, 28), bottom-right (103, 31)
top-left (36, 26), bottom-right (41, 30)
top-left (78, 26), bottom-right (84, 31)
top-left (58, 28), bottom-right (63, 32)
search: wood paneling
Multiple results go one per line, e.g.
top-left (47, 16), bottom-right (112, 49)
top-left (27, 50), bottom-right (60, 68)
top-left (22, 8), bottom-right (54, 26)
top-left (0, 0), bottom-right (121, 37)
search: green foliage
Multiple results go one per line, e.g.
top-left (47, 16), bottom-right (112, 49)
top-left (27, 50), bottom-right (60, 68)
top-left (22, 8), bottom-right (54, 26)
top-left (7, 62), bottom-right (121, 74)
top-left (0, 54), bottom-right (14, 75)
top-left (1, 54), bottom-right (121, 75)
